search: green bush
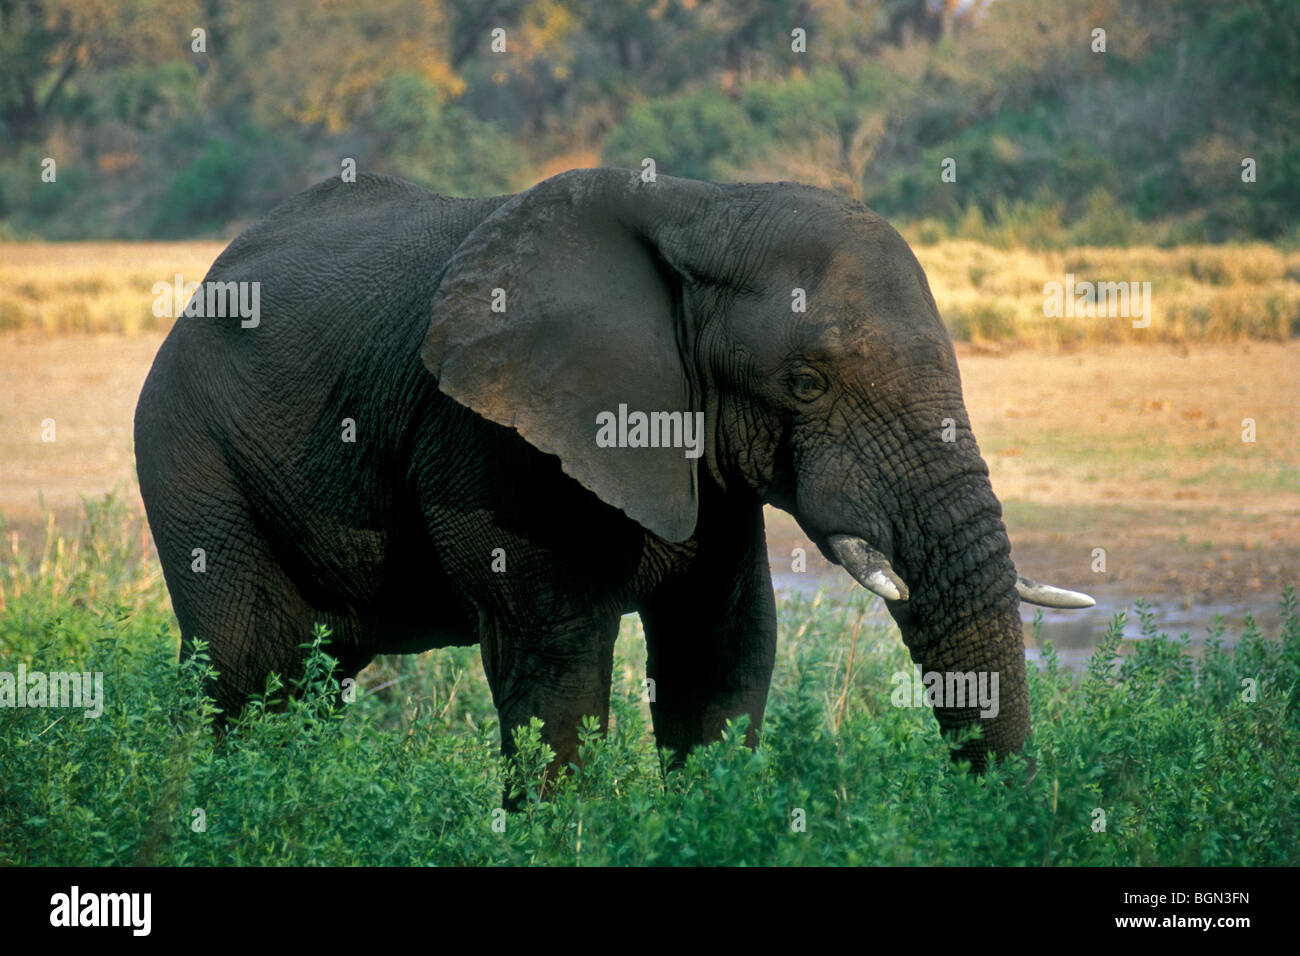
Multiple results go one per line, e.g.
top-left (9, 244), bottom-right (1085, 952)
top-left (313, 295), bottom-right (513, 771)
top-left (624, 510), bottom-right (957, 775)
top-left (602, 89), bottom-right (759, 181)
top-left (0, 145), bottom-right (91, 231)
top-left (150, 135), bottom-right (254, 238)
top-left (2, 497), bottom-right (1297, 865)
top-left (369, 74), bottom-right (521, 197)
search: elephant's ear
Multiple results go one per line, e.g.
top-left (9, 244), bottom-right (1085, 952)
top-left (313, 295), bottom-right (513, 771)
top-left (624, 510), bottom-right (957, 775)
top-left (422, 169), bottom-right (718, 543)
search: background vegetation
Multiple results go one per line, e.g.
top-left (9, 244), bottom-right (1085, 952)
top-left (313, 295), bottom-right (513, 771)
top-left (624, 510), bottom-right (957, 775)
top-left (1, 495), bottom-right (1297, 865)
top-left (2, 0), bottom-right (1297, 245)
top-left (5, 238), bottom-right (1296, 344)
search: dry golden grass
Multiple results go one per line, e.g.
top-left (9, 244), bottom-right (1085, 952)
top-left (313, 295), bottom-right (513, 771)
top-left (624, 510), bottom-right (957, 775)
top-left (1, 239), bottom-right (1297, 345)
top-left (910, 239), bottom-right (1300, 348)
top-left (0, 242), bottom-right (226, 336)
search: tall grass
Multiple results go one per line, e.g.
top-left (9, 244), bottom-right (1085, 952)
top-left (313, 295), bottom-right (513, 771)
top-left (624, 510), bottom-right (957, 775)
top-left (2, 496), bottom-right (1297, 865)
top-left (0, 242), bottom-right (224, 336)
top-left (911, 240), bottom-right (1300, 348)
top-left (1, 239), bottom-right (1296, 347)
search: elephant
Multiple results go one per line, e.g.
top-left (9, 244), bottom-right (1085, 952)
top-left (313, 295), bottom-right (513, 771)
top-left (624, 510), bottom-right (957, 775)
top-left (134, 168), bottom-right (1093, 797)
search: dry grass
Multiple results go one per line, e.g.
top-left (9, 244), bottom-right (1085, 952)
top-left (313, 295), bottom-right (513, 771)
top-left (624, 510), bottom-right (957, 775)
top-left (910, 239), bottom-right (1300, 348)
top-left (1, 239), bottom-right (1297, 345)
top-left (0, 242), bottom-right (226, 336)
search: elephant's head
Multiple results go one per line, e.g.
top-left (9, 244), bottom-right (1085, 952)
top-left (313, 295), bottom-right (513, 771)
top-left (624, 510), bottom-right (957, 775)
top-left (422, 168), bottom-right (1092, 769)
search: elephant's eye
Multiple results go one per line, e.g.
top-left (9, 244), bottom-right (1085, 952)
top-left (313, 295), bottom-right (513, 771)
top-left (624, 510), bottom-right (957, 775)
top-left (788, 369), bottom-right (827, 402)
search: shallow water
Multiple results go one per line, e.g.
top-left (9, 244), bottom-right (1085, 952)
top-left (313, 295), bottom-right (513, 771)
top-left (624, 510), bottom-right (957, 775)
top-left (771, 567), bottom-right (1284, 672)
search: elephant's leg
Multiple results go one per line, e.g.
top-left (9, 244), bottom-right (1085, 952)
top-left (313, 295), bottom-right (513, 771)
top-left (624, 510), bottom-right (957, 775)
top-left (639, 505), bottom-right (777, 767)
top-left (144, 461), bottom-right (361, 722)
top-left (479, 614), bottom-right (621, 806)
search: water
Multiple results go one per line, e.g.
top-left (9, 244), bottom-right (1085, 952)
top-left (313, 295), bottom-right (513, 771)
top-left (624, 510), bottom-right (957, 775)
top-left (771, 565), bottom-right (1283, 672)
top-left (1021, 598), bottom-right (1281, 671)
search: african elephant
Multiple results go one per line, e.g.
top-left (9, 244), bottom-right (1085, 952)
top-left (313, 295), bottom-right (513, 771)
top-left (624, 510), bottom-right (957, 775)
top-left (134, 168), bottom-right (1092, 794)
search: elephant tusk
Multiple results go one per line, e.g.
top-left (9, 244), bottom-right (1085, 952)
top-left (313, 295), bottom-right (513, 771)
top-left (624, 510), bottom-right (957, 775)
top-left (1015, 575), bottom-right (1096, 609)
top-left (828, 534), bottom-right (910, 602)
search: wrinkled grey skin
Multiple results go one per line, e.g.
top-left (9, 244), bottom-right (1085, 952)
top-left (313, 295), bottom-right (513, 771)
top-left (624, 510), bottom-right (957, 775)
top-left (136, 168), bottom-right (1080, 794)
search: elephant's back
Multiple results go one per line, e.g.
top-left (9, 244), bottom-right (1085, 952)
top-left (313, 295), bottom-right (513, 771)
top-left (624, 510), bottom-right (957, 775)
top-left (148, 175), bottom-right (505, 420)
top-left (183, 175), bottom-right (505, 351)
top-left (135, 174), bottom-right (508, 518)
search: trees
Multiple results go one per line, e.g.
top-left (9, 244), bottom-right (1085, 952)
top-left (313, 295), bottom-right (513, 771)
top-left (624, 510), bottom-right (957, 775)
top-left (0, 0), bottom-right (1292, 241)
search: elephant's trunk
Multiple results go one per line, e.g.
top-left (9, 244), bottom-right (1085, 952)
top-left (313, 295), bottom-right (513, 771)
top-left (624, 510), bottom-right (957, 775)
top-left (887, 471), bottom-right (1029, 770)
top-left (793, 381), bottom-right (1037, 769)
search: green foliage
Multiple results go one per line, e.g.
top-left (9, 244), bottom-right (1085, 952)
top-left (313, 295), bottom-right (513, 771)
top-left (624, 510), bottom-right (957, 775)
top-left (108, 62), bottom-right (201, 132)
top-left (0, 145), bottom-right (91, 230)
top-left (2, 498), bottom-right (1298, 865)
top-left (368, 74), bottom-right (521, 197)
top-left (0, 0), bottom-right (1293, 245)
top-left (602, 88), bottom-right (759, 181)
top-left (149, 127), bottom-right (298, 238)
top-left (152, 137), bottom-right (244, 236)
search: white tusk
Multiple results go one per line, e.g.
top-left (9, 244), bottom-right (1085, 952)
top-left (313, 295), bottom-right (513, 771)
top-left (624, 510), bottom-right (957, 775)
top-left (1016, 575), bottom-right (1096, 609)
top-left (828, 534), bottom-right (910, 602)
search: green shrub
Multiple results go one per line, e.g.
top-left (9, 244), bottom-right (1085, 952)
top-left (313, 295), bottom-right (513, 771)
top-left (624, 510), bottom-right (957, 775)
top-left (601, 89), bottom-right (758, 181)
top-left (2, 497), bottom-right (1297, 865)
top-left (369, 74), bottom-right (521, 197)
top-left (150, 136), bottom-right (253, 238)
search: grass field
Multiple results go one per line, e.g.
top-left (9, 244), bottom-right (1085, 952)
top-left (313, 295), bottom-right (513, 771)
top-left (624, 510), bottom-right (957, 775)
top-left (0, 243), bottom-right (223, 337)
top-left (912, 239), bottom-right (1300, 347)
top-left (2, 239), bottom-right (1298, 345)
top-left (0, 494), bottom-right (1297, 865)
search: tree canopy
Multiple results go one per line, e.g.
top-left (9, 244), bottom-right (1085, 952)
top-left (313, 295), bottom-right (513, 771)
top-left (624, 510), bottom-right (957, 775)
top-left (0, 0), bottom-right (1294, 242)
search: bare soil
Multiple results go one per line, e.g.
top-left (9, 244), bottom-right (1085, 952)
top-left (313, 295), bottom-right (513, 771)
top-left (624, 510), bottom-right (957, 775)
top-left (2, 334), bottom-right (1297, 609)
